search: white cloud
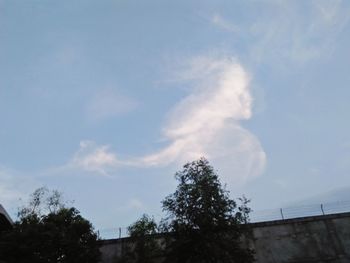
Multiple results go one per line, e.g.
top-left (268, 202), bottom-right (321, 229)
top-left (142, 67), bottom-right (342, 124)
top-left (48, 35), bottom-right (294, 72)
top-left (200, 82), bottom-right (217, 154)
top-left (65, 57), bottom-right (266, 185)
top-left (68, 140), bottom-right (119, 176)
top-left (86, 90), bottom-right (138, 122)
top-left (139, 56), bottom-right (266, 184)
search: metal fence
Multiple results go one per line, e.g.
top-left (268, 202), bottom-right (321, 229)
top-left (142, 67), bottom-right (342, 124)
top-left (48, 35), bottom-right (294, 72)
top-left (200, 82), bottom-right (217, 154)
top-left (98, 200), bottom-right (350, 240)
top-left (98, 227), bottom-right (129, 240)
top-left (249, 200), bottom-right (350, 222)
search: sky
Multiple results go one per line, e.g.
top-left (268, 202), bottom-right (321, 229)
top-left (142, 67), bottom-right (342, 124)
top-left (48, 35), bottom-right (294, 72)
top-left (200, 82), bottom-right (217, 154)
top-left (1, 0), bottom-right (350, 236)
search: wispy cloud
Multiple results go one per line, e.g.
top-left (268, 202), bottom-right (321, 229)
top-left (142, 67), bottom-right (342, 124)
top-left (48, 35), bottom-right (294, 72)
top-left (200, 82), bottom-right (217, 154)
top-left (211, 1), bottom-right (350, 65)
top-left (67, 140), bottom-right (119, 176)
top-left (63, 56), bottom-right (266, 185)
top-left (138, 55), bottom-right (266, 184)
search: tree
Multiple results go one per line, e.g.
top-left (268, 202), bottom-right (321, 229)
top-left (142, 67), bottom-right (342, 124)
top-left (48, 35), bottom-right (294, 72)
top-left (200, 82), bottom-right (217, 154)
top-left (118, 214), bottom-right (161, 263)
top-left (128, 214), bottom-right (158, 238)
top-left (161, 158), bottom-right (254, 263)
top-left (237, 195), bottom-right (252, 224)
top-left (0, 188), bottom-right (100, 263)
top-left (17, 187), bottom-right (66, 219)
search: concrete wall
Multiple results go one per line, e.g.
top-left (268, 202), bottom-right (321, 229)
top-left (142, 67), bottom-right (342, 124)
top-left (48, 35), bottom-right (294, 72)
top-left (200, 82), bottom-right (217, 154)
top-left (247, 212), bottom-right (350, 263)
top-left (99, 239), bottom-right (126, 263)
top-left (99, 212), bottom-right (350, 263)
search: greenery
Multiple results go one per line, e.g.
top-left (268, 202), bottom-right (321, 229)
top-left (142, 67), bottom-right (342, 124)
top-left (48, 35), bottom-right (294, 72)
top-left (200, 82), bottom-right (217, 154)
top-left (128, 214), bottom-right (158, 238)
top-left (161, 158), bottom-right (254, 263)
top-left (118, 214), bottom-right (161, 263)
top-left (0, 188), bottom-right (100, 263)
top-left (0, 159), bottom-right (253, 263)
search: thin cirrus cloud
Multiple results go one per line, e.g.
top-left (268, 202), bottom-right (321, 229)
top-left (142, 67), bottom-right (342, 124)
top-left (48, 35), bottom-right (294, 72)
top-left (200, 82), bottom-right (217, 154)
top-left (211, 1), bottom-right (350, 65)
top-left (68, 55), bottom-right (266, 185)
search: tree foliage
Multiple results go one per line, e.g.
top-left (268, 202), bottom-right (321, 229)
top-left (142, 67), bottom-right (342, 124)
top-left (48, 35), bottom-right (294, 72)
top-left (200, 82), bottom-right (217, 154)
top-left (161, 158), bottom-right (254, 263)
top-left (118, 214), bottom-right (161, 263)
top-left (0, 188), bottom-right (100, 263)
top-left (128, 214), bottom-right (158, 238)
top-left (17, 187), bottom-right (66, 219)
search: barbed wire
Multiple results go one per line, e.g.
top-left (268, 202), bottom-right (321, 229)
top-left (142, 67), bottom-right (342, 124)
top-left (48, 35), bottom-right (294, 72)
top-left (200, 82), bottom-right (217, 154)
top-left (97, 200), bottom-right (350, 239)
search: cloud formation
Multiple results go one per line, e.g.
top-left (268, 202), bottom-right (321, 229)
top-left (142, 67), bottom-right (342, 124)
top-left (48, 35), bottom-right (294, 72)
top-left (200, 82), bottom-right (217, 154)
top-left (211, 1), bottom-right (350, 65)
top-left (68, 141), bottom-right (119, 176)
top-left (139, 56), bottom-right (266, 184)
top-left (67, 56), bottom-right (266, 185)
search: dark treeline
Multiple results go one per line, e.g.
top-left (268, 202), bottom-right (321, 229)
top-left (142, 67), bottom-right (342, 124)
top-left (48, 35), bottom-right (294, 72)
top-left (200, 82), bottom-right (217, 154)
top-left (0, 158), bottom-right (254, 263)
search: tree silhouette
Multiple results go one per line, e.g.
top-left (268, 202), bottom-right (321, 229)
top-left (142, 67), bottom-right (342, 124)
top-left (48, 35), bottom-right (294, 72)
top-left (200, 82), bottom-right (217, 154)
top-left (161, 158), bottom-right (254, 263)
top-left (0, 188), bottom-right (100, 263)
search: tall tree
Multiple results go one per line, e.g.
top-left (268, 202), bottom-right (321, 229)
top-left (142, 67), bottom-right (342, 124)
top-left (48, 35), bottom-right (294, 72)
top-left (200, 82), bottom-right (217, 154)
top-left (0, 188), bottom-right (100, 263)
top-left (162, 158), bottom-right (254, 263)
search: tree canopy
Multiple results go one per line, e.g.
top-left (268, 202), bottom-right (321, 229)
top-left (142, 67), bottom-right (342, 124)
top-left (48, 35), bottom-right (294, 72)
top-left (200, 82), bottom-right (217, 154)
top-left (0, 188), bottom-right (100, 263)
top-left (161, 158), bottom-right (254, 263)
top-left (118, 214), bottom-right (161, 263)
top-left (128, 214), bottom-right (158, 238)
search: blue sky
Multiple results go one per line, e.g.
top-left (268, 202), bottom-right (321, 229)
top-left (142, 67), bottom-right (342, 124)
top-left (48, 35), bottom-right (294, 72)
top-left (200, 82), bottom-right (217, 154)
top-left (1, 0), bottom-right (350, 235)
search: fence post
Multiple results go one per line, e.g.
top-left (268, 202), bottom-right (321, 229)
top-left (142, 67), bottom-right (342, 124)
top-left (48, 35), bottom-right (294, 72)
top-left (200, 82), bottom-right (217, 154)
top-left (280, 208), bottom-right (284, 220)
top-left (321, 204), bottom-right (325, 215)
top-left (119, 227), bottom-right (122, 239)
